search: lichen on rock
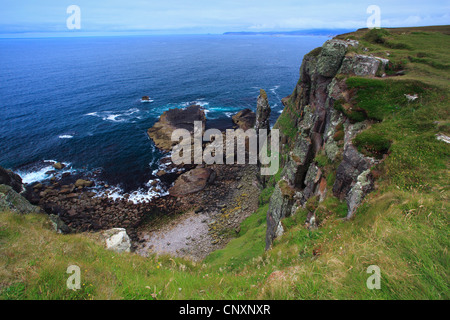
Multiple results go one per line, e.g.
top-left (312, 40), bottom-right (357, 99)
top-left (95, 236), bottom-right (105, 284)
top-left (255, 89), bottom-right (271, 131)
top-left (346, 169), bottom-right (374, 219)
top-left (103, 228), bottom-right (131, 253)
top-left (265, 38), bottom-right (384, 249)
top-left (0, 184), bottom-right (41, 214)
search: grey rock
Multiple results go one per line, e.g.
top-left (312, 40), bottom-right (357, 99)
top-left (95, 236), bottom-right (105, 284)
top-left (255, 89), bottom-right (271, 131)
top-left (0, 184), bottom-right (41, 214)
top-left (338, 54), bottom-right (388, 77)
top-left (282, 133), bottom-right (314, 188)
top-left (316, 40), bottom-right (349, 78)
top-left (0, 166), bottom-right (23, 193)
top-left (103, 228), bottom-right (131, 253)
top-left (346, 169), bottom-right (374, 219)
top-left (332, 145), bottom-right (375, 200)
top-left (265, 184), bottom-right (295, 250)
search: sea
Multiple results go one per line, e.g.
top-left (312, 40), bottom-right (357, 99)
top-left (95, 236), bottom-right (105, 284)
top-left (0, 34), bottom-right (328, 202)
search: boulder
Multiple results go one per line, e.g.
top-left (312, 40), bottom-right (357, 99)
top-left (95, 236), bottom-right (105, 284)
top-left (103, 228), bottom-right (131, 253)
top-left (156, 170), bottom-right (166, 177)
top-left (232, 108), bottom-right (256, 131)
top-left (0, 166), bottom-right (23, 193)
top-left (52, 162), bottom-right (65, 170)
top-left (74, 179), bottom-right (94, 188)
top-left (338, 54), bottom-right (389, 77)
top-left (169, 168), bottom-right (216, 197)
top-left (147, 105), bottom-right (206, 152)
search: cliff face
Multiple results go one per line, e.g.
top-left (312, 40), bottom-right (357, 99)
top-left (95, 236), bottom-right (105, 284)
top-left (266, 39), bottom-right (387, 249)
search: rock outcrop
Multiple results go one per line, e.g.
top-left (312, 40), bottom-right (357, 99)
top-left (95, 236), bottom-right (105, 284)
top-left (266, 39), bottom-right (386, 249)
top-left (332, 144), bottom-right (375, 200)
top-left (255, 89), bottom-right (271, 131)
top-left (265, 183), bottom-right (295, 245)
top-left (147, 105), bottom-right (206, 152)
top-left (232, 108), bottom-right (256, 131)
top-left (0, 166), bottom-right (23, 193)
top-left (0, 184), bottom-right (41, 214)
top-left (346, 169), bottom-right (374, 220)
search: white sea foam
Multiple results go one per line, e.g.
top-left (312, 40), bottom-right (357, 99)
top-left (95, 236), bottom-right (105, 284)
top-left (196, 101), bottom-right (210, 107)
top-left (270, 85), bottom-right (280, 94)
top-left (59, 135), bottom-right (74, 139)
top-left (97, 180), bottom-right (168, 204)
top-left (151, 157), bottom-right (183, 175)
top-left (18, 166), bottom-right (54, 184)
top-left (168, 100), bottom-right (210, 110)
top-left (17, 160), bottom-right (74, 184)
top-left (106, 114), bottom-right (122, 122)
top-left (85, 108), bottom-right (141, 123)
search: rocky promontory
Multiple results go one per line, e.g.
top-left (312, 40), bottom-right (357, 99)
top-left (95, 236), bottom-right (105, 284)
top-left (147, 104), bottom-right (206, 152)
top-left (266, 39), bottom-right (388, 249)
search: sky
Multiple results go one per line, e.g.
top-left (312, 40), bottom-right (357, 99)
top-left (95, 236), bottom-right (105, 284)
top-left (0, 0), bottom-right (448, 36)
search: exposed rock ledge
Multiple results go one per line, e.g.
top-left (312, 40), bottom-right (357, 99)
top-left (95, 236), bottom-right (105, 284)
top-left (147, 104), bottom-right (206, 152)
top-left (0, 166), bottom-right (23, 193)
top-left (266, 39), bottom-right (387, 249)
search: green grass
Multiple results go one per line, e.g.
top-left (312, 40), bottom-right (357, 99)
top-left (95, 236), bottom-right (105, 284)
top-left (205, 205), bottom-right (268, 270)
top-left (344, 77), bottom-right (428, 122)
top-left (314, 153), bottom-right (331, 168)
top-left (339, 26), bottom-right (450, 89)
top-left (259, 186), bottom-right (274, 205)
top-left (353, 129), bottom-right (391, 159)
top-left (349, 80), bottom-right (448, 188)
top-left (275, 106), bottom-right (298, 139)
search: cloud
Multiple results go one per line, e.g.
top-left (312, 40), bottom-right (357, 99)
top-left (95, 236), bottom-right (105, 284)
top-left (0, 0), bottom-right (448, 34)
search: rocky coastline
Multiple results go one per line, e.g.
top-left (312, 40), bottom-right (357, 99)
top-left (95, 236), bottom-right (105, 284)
top-left (1, 39), bottom-right (389, 259)
top-left (1, 38), bottom-right (389, 261)
top-left (0, 90), bottom-right (271, 260)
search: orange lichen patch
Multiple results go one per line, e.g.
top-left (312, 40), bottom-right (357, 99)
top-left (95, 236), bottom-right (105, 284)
top-left (319, 177), bottom-right (327, 194)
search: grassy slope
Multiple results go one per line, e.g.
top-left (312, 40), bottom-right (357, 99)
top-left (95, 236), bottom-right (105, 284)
top-left (1, 27), bottom-right (449, 300)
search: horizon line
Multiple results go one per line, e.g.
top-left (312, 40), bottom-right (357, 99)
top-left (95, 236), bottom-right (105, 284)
top-left (1, 24), bottom-right (448, 39)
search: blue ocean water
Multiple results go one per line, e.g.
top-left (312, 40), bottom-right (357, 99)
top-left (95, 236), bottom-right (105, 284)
top-left (0, 34), bottom-right (327, 195)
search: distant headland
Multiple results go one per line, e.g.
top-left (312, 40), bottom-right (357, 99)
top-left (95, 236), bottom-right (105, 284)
top-left (223, 28), bottom-right (354, 37)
